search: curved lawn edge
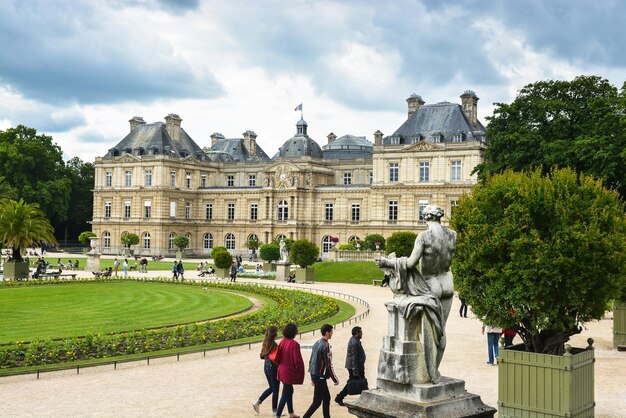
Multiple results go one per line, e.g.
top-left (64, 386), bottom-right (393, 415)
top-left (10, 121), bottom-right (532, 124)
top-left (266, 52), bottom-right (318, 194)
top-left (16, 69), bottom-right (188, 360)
top-left (0, 278), bottom-right (365, 375)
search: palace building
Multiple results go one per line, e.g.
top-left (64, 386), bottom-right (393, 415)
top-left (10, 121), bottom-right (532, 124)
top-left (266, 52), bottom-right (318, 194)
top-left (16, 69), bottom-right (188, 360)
top-left (91, 91), bottom-right (487, 257)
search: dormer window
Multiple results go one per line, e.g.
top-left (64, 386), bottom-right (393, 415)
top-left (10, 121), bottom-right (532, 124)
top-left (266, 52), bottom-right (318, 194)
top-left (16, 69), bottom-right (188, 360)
top-left (432, 133), bottom-right (442, 143)
top-left (452, 133), bottom-right (463, 142)
top-left (389, 136), bottom-right (400, 145)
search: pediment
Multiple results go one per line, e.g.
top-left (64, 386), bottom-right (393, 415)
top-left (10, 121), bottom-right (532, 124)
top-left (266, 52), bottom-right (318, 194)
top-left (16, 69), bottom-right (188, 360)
top-left (116, 154), bottom-right (141, 163)
top-left (404, 140), bottom-right (444, 152)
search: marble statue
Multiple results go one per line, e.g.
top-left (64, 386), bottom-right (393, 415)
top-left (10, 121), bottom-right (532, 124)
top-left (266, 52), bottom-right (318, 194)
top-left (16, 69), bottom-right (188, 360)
top-left (279, 239), bottom-right (289, 263)
top-left (376, 205), bottom-right (456, 383)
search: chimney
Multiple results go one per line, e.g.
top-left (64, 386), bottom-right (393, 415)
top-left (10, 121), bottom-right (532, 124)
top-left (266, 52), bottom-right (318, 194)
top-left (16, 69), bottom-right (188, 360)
top-left (129, 116), bottom-right (146, 132)
top-left (406, 93), bottom-right (425, 118)
top-left (164, 113), bottom-right (182, 141)
top-left (374, 130), bottom-right (383, 146)
top-left (210, 132), bottom-right (225, 147)
top-left (327, 132), bottom-right (337, 144)
top-left (460, 90), bottom-right (479, 126)
top-left (243, 130), bottom-right (257, 156)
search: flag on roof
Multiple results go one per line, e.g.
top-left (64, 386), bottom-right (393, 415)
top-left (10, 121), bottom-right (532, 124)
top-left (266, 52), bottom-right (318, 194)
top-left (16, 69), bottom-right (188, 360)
top-left (294, 103), bottom-right (302, 111)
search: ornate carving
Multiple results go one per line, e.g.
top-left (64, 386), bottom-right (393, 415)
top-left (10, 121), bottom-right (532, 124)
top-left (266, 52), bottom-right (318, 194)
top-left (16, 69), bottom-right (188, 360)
top-left (407, 141), bottom-right (442, 151)
top-left (275, 165), bottom-right (293, 189)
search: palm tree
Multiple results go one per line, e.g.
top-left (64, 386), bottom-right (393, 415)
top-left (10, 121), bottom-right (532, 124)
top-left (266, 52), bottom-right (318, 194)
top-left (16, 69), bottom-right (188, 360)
top-left (0, 199), bottom-right (57, 262)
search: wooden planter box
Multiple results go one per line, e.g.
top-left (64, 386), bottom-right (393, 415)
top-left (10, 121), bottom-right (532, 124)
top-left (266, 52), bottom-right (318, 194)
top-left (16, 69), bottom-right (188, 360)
top-left (3, 261), bottom-right (30, 280)
top-left (216, 267), bottom-right (230, 279)
top-left (614, 301), bottom-right (626, 349)
top-left (262, 262), bottom-right (276, 272)
top-left (498, 343), bottom-right (594, 418)
top-left (296, 268), bottom-right (315, 283)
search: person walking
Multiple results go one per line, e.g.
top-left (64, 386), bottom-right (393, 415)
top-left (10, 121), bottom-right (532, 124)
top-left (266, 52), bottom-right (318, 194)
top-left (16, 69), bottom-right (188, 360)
top-left (481, 323), bottom-right (502, 365)
top-left (123, 259), bottom-right (128, 277)
top-left (172, 261), bottom-right (178, 280)
top-left (502, 328), bottom-right (516, 347)
top-left (459, 294), bottom-right (468, 318)
top-left (302, 324), bottom-right (339, 418)
top-left (275, 323), bottom-right (305, 418)
top-left (230, 258), bottom-right (238, 282)
top-left (177, 260), bottom-right (185, 280)
top-left (335, 326), bottom-right (366, 406)
top-left (252, 326), bottom-right (280, 415)
top-left (113, 258), bottom-right (119, 277)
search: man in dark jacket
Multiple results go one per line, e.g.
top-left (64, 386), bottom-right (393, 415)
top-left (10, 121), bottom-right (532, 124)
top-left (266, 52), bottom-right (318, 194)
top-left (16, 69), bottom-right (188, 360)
top-left (303, 324), bottom-right (338, 418)
top-left (335, 326), bottom-right (366, 406)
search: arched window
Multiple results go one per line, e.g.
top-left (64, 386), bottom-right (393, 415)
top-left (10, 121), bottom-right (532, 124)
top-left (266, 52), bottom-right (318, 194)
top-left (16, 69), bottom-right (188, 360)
top-left (275, 234), bottom-right (286, 242)
top-left (322, 235), bottom-right (333, 253)
top-left (225, 233), bottom-right (236, 250)
top-left (248, 233), bottom-right (259, 242)
top-left (277, 200), bottom-right (288, 221)
top-left (203, 233), bottom-right (213, 250)
top-left (143, 232), bottom-right (151, 249)
top-left (168, 233), bottom-right (176, 250)
top-left (103, 231), bottom-right (111, 248)
top-left (348, 236), bottom-right (360, 243)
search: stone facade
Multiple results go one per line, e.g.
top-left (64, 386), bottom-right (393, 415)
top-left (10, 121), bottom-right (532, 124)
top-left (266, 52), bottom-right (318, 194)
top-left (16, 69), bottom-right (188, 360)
top-left (91, 92), bottom-right (486, 257)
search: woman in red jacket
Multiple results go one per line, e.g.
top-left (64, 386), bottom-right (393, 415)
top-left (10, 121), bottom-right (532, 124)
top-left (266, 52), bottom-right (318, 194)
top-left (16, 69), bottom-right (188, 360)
top-left (275, 322), bottom-right (305, 418)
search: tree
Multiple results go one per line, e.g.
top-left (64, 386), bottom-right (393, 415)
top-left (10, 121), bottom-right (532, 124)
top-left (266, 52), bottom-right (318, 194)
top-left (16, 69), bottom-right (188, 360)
top-left (247, 237), bottom-right (262, 259)
top-left (65, 157), bottom-right (95, 243)
top-left (120, 232), bottom-right (139, 250)
top-left (0, 175), bottom-right (16, 201)
top-left (211, 246), bottom-right (228, 260)
top-left (213, 248), bottom-right (233, 270)
top-left (78, 231), bottom-right (96, 247)
top-left (451, 168), bottom-right (626, 355)
top-left (475, 76), bottom-right (626, 197)
top-left (0, 199), bottom-right (57, 261)
top-left (259, 243), bottom-right (280, 262)
top-left (363, 234), bottom-right (385, 251)
top-left (289, 239), bottom-right (319, 269)
top-left (172, 236), bottom-right (190, 252)
top-left (385, 231), bottom-right (417, 257)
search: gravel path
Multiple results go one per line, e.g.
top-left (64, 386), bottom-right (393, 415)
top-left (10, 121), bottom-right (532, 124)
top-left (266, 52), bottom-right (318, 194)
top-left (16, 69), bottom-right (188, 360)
top-left (1, 261), bottom-right (624, 417)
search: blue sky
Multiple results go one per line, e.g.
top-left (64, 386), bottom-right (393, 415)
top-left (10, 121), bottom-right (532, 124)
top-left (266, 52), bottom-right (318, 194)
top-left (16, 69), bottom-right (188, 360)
top-left (1, 0), bottom-right (624, 161)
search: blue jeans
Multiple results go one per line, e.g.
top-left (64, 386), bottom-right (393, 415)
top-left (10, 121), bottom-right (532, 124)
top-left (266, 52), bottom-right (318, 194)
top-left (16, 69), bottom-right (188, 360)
top-left (275, 383), bottom-right (294, 416)
top-left (487, 332), bottom-right (501, 364)
top-left (258, 363), bottom-right (280, 410)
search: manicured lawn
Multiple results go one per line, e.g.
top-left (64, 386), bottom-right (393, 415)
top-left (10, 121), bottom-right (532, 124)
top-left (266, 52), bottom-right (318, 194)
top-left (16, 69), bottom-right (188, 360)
top-left (311, 260), bottom-right (383, 284)
top-left (0, 282), bottom-right (255, 343)
top-left (40, 258), bottom-right (195, 272)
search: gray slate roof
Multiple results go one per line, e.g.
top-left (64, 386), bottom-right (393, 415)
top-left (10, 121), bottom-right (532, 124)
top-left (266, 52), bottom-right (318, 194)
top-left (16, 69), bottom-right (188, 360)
top-left (384, 102), bottom-right (486, 145)
top-left (105, 122), bottom-right (208, 160)
top-left (209, 138), bottom-right (271, 162)
top-left (322, 134), bottom-right (373, 159)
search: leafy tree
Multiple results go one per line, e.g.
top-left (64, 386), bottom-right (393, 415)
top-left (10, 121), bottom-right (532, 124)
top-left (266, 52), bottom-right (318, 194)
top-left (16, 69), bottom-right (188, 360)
top-left (213, 249), bottom-right (233, 269)
top-left (273, 237), bottom-right (294, 251)
top-left (289, 239), bottom-right (320, 269)
top-left (0, 175), bottom-right (16, 200)
top-left (475, 75), bottom-right (626, 197)
top-left (363, 234), bottom-right (385, 251)
top-left (210, 246), bottom-right (228, 259)
top-left (451, 168), bottom-right (626, 355)
top-left (247, 237), bottom-right (262, 259)
top-left (0, 199), bottom-right (57, 261)
top-left (65, 157), bottom-right (95, 243)
top-left (385, 231), bottom-right (417, 257)
top-left (259, 243), bottom-right (280, 262)
top-left (172, 236), bottom-right (190, 252)
top-left (78, 231), bottom-right (96, 247)
top-left (120, 232), bottom-right (139, 250)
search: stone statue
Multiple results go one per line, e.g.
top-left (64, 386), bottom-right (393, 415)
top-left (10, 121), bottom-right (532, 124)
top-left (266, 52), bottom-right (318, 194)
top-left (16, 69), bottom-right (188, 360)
top-left (279, 239), bottom-right (288, 263)
top-left (376, 205), bottom-right (456, 384)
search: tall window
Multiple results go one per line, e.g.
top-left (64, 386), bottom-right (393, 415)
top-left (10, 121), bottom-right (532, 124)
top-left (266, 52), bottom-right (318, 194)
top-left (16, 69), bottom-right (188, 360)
top-left (351, 203), bottom-right (360, 223)
top-left (277, 200), bottom-right (288, 221)
top-left (227, 175), bottom-right (234, 187)
top-left (248, 175), bottom-right (256, 187)
top-left (145, 170), bottom-right (152, 187)
top-left (388, 200), bottom-right (398, 221)
top-left (389, 162), bottom-right (399, 182)
top-left (343, 172), bottom-right (352, 185)
top-left (325, 203), bottom-right (333, 222)
top-left (419, 161), bottom-right (430, 182)
top-left (144, 200), bottom-right (151, 218)
top-left (104, 201), bottom-right (111, 218)
top-left (203, 233), bottom-right (213, 250)
top-left (250, 203), bottom-right (258, 220)
top-left (418, 200), bottom-right (428, 223)
top-left (450, 200), bottom-right (459, 218)
top-left (227, 203), bottom-right (235, 220)
top-left (125, 171), bottom-right (132, 187)
top-left (185, 202), bottom-right (191, 219)
top-left (123, 201), bottom-right (131, 218)
top-left (451, 160), bottom-right (462, 181)
top-left (170, 201), bottom-right (176, 218)
top-left (105, 171), bottom-right (112, 187)
top-left (201, 174), bottom-right (207, 188)
top-left (205, 203), bottom-right (213, 220)
top-left (322, 236), bottom-right (333, 253)
top-left (225, 233), bottom-right (236, 250)
top-left (186, 173), bottom-right (191, 189)
top-left (168, 233), bottom-right (175, 250)
top-left (103, 231), bottom-right (111, 248)
top-left (170, 171), bottom-right (177, 187)
top-left (143, 232), bottom-right (151, 249)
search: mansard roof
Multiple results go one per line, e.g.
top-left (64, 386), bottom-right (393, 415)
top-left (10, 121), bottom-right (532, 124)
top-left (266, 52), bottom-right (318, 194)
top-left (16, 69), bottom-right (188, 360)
top-left (209, 138), bottom-right (271, 162)
top-left (384, 102), bottom-right (486, 145)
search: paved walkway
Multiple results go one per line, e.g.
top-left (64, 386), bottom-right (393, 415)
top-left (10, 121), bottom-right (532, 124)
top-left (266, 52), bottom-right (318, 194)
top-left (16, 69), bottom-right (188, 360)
top-left (1, 258), bottom-right (625, 417)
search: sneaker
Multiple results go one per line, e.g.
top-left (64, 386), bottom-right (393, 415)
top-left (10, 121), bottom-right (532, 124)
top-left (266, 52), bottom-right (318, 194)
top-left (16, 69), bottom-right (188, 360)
top-left (252, 401), bottom-right (260, 413)
top-left (335, 396), bottom-right (345, 407)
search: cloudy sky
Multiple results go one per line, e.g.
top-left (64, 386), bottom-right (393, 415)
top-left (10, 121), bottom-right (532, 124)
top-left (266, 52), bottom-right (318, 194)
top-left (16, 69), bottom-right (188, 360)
top-left (1, 0), bottom-right (624, 162)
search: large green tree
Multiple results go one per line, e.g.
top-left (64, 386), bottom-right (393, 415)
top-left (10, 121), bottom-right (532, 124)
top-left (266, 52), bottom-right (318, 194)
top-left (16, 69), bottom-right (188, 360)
top-left (475, 76), bottom-right (626, 197)
top-left (451, 168), bottom-right (626, 355)
top-left (64, 157), bottom-right (95, 243)
top-left (0, 199), bottom-right (57, 261)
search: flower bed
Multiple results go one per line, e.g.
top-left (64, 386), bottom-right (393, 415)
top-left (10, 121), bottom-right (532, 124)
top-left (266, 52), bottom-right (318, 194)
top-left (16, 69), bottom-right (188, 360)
top-left (0, 278), bottom-right (339, 368)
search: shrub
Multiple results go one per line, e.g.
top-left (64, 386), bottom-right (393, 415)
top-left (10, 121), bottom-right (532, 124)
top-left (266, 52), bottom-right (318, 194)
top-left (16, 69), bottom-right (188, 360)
top-left (337, 243), bottom-right (356, 250)
top-left (213, 250), bottom-right (233, 269)
top-left (290, 239), bottom-right (319, 269)
top-left (259, 243), bottom-right (280, 262)
top-left (78, 231), bottom-right (96, 246)
top-left (363, 234), bottom-right (385, 251)
top-left (210, 246), bottom-right (228, 259)
top-left (120, 232), bottom-right (139, 249)
top-left (172, 236), bottom-right (190, 252)
top-left (385, 231), bottom-right (417, 257)
top-left (451, 168), bottom-right (626, 354)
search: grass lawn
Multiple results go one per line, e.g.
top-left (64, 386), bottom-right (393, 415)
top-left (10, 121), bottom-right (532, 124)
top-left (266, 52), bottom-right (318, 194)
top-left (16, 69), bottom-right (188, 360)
top-left (0, 282), bottom-right (257, 343)
top-left (40, 257), bottom-right (196, 272)
top-left (310, 260), bottom-right (383, 284)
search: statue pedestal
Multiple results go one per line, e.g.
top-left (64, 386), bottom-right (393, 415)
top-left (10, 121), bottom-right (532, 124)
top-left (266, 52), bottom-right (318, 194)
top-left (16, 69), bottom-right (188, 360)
top-left (275, 262), bottom-right (291, 281)
top-left (85, 253), bottom-right (101, 272)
